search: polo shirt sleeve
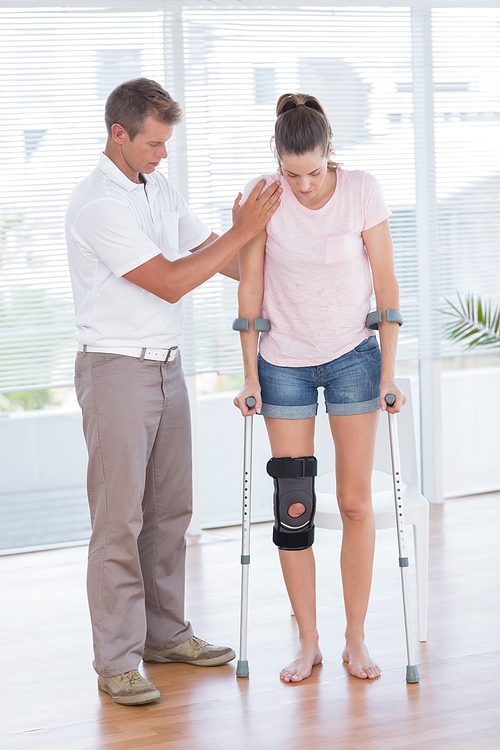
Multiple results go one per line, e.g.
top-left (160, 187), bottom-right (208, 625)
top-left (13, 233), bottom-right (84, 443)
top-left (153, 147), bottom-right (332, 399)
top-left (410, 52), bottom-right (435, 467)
top-left (71, 198), bottom-right (165, 278)
top-left (172, 189), bottom-right (212, 254)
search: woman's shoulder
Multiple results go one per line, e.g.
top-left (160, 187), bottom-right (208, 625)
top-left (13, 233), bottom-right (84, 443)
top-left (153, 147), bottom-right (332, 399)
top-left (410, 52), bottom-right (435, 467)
top-left (242, 172), bottom-right (281, 201)
top-left (338, 167), bottom-right (381, 190)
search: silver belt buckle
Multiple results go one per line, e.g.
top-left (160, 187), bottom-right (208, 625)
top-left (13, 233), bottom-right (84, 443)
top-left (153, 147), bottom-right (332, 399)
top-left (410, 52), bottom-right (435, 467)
top-left (165, 346), bottom-right (178, 362)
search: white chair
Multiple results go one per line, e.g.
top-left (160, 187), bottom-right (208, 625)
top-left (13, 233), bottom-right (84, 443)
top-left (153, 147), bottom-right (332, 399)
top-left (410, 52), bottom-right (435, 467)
top-left (313, 377), bottom-right (428, 641)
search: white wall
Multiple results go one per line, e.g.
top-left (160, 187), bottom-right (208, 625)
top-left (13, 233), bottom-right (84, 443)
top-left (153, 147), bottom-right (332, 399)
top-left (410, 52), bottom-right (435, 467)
top-left (0, 410), bottom-right (86, 494)
top-left (441, 367), bottom-right (500, 498)
top-left (0, 367), bottom-right (499, 548)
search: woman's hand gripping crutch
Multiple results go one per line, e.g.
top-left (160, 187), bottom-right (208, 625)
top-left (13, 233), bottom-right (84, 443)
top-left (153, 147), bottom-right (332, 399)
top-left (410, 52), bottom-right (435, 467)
top-left (385, 394), bottom-right (420, 684)
top-left (236, 395), bottom-right (256, 678)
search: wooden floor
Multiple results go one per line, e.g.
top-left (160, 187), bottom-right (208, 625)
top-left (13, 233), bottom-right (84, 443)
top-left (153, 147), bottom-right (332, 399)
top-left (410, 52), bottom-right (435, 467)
top-left (1, 492), bottom-right (499, 750)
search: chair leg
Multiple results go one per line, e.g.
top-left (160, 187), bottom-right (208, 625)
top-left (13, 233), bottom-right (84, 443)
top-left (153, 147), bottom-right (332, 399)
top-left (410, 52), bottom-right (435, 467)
top-left (412, 515), bottom-right (429, 642)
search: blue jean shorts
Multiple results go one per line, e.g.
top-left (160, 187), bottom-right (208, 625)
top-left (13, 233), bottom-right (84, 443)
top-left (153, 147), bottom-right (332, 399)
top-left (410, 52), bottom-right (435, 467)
top-left (258, 336), bottom-right (381, 419)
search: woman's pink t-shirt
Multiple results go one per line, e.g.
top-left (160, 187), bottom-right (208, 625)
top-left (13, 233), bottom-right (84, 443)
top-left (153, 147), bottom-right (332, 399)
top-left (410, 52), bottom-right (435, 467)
top-left (241, 167), bottom-right (391, 367)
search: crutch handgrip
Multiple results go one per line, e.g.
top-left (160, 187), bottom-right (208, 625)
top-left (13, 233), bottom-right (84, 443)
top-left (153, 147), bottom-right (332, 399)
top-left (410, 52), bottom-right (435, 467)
top-left (246, 396), bottom-right (256, 408)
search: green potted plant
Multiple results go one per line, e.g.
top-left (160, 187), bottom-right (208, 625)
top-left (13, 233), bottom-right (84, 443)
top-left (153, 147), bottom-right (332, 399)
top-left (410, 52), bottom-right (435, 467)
top-left (442, 293), bottom-right (500, 350)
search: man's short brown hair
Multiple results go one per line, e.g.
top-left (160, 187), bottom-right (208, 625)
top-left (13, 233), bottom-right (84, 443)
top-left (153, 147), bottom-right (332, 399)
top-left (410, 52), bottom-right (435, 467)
top-left (105, 78), bottom-right (183, 140)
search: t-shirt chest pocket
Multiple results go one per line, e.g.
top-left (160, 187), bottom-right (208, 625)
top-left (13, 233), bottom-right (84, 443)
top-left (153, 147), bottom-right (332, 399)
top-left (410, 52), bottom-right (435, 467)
top-left (161, 211), bottom-right (180, 257)
top-left (325, 233), bottom-right (353, 265)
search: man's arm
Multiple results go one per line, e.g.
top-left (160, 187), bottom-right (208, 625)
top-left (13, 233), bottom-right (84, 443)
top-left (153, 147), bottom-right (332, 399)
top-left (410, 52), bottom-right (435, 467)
top-left (218, 254), bottom-right (240, 281)
top-left (123, 180), bottom-right (279, 302)
top-left (189, 232), bottom-right (240, 281)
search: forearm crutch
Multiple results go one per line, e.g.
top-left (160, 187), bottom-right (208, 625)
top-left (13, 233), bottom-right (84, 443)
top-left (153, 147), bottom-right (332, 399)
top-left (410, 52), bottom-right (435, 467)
top-left (385, 394), bottom-right (420, 683)
top-left (236, 395), bottom-right (256, 678)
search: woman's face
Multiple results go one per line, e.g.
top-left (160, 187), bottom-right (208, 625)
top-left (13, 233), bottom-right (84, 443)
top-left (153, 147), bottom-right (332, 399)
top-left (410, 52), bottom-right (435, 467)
top-left (279, 147), bottom-right (330, 204)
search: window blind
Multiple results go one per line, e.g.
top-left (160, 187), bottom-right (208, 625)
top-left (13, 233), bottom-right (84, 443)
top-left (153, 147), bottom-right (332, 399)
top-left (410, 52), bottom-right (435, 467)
top-left (432, 8), bottom-right (500, 356)
top-left (181, 7), bottom-right (420, 370)
top-left (182, 5), bottom-right (499, 371)
top-left (0, 7), bottom-right (171, 392)
top-left (0, 3), bottom-right (499, 393)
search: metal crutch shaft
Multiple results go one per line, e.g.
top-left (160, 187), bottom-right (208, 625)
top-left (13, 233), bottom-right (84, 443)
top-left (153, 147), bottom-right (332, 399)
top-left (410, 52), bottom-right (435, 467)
top-left (236, 396), bottom-right (256, 678)
top-left (385, 394), bottom-right (420, 684)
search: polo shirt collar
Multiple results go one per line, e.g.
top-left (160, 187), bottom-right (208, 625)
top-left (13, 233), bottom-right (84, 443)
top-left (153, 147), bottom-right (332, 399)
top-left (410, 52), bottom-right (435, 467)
top-left (98, 152), bottom-right (145, 193)
top-left (140, 172), bottom-right (159, 201)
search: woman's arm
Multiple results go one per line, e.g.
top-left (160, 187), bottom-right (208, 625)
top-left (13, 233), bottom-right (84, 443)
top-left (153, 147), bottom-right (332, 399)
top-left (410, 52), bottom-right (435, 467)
top-left (233, 229), bottom-right (267, 415)
top-left (363, 219), bottom-right (407, 413)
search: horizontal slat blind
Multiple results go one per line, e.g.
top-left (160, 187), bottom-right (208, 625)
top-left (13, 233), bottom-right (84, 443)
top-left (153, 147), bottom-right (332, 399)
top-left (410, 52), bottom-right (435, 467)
top-left (183, 8), bottom-right (419, 369)
top-left (0, 8), bottom-right (169, 392)
top-left (185, 5), bottom-right (499, 371)
top-left (432, 8), bottom-right (500, 355)
top-left (1, 3), bottom-right (499, 391)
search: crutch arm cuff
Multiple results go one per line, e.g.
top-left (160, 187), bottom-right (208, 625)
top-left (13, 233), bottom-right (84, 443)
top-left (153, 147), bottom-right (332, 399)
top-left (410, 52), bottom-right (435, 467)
top-left (386, 309), bottom-right (403, 325)
top-left (232, 317), bottom-right (271, 332)
top-left (365, 309), bottom-right (403, 329)
top-left (365, 311), bottom-right (382, 330)
top-left (253, 318), bottom-right (270, 331)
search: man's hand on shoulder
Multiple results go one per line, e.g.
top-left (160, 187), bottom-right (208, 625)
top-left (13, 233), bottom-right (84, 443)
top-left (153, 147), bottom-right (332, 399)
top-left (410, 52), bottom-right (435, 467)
top-left (122, 181), bottom-right (280, 303)
top-left (231, 180), bottom-right (281, 243)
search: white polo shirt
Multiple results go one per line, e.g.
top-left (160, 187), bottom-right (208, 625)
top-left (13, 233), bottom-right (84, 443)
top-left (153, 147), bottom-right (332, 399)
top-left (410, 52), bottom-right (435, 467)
top-left (65, 153), bottom-right (211, 349)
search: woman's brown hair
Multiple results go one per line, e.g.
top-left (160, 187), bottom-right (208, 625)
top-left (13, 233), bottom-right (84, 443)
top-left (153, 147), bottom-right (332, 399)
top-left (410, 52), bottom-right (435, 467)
top-left (273, 93), bottom-right (339, 171)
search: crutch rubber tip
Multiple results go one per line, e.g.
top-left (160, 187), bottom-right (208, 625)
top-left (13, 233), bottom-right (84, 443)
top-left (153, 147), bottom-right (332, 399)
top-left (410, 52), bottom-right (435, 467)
top-left (406, 665), bottom-right (420, 683)
top-left (236, 660), bottom-right (249, 678)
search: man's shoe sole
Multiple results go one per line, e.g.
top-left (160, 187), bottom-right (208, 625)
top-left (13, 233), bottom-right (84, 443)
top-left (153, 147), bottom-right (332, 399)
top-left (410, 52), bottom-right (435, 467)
top-left (143, 650), bottom-right (236, 667)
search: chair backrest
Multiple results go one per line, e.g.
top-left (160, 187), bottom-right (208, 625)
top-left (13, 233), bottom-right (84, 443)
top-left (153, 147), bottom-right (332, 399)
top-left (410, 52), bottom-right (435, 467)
top-left (314, 377), bottom-right (420, 491)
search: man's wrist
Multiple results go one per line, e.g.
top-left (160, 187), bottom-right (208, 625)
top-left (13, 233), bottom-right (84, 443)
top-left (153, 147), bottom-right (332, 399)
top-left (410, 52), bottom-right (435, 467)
top-left (226, 223), bottom-right (254, 248)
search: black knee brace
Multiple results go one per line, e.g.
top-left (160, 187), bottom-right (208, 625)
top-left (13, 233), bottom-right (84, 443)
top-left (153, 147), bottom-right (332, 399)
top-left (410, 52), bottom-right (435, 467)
top-left (266, 456), bottom-right (317, 551)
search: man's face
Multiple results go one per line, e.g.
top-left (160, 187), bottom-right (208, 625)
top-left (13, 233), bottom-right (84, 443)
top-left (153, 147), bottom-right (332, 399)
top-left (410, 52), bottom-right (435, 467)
top-left (120, 116), bottom-right (174, 179)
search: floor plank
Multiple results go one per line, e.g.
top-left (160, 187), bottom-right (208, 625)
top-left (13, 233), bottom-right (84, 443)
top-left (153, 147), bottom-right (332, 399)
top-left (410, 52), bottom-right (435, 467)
top-left (0, 493), bottom-right (499, 749)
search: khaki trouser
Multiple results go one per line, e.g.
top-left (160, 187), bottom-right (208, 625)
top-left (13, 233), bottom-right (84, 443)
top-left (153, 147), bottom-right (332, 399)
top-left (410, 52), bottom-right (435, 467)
top-left (75, 351), bottom-right (193, 677)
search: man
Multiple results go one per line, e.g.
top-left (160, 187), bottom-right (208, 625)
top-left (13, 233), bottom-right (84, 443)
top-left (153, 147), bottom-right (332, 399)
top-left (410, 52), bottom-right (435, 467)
top-left (65, 78), bottom-right (280, 706)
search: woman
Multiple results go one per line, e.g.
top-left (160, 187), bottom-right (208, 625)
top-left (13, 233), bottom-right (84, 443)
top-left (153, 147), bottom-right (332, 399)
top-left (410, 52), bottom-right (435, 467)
top-left (233, 93), bottom-right (406, 683)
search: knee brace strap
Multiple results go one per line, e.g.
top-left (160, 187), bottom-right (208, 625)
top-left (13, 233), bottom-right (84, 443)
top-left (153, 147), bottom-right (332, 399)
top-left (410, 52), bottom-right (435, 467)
top-left (267, 456), bottom-right (317, 551)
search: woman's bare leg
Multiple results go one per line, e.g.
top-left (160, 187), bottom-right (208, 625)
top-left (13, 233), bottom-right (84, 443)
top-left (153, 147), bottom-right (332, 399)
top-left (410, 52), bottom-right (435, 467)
top-left (329, 411), bottom-right (381, 679)
top-left (265, 416), bottom-right (323, 683)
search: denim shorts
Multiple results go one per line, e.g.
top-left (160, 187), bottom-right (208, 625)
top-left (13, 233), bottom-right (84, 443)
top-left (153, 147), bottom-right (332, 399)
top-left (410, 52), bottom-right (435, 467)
top-left (258, 336), bottom-right (381, 419)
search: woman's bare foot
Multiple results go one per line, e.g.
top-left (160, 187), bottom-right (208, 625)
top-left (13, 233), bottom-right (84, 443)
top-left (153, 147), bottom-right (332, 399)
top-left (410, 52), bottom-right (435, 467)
top-left (342, 640), bottom-right (380, 679)
top-left (280, 641), bottom-right (323, 683)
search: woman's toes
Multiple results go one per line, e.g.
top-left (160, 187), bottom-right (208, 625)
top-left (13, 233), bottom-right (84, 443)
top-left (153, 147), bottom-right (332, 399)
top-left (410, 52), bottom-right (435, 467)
top-left (280, 658), bottom-right (311, 683)
top-left (343, 646), bottom-right (381, 680)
